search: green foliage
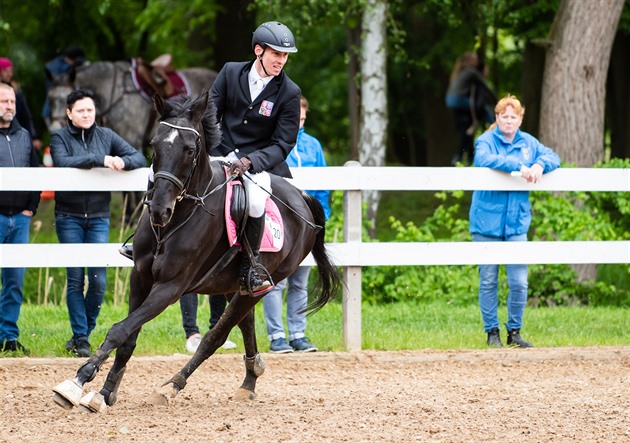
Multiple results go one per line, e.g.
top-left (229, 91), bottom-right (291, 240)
top-left (363, 191), bottom-right (478, 305)
top-left (362, 161), bottom-right (629, 307)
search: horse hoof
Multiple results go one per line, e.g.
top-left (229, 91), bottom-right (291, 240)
top-left (233, 387), bottom-right (256, 401)
top-left (79, 391), bottom-right (107, 413)
top-left (147, 384), bottom-right (177, 406)
top-left (52, 379), bottom-right (83, 409)
top-left (52, 392), bottom-right (75, 410)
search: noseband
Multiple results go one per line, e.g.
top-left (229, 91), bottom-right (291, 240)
top-left (152, 121), bottom-right (201, 199)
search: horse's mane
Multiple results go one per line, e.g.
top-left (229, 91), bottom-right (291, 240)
top-left (161, 94), bottom-right (222, 151)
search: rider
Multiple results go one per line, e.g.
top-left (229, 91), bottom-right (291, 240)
top-left (119, 22), bottom-right (301, 298)
top-left (210, 21), bottom-right (301, 296)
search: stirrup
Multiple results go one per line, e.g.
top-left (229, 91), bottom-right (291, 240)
top-left (240, 266), bottom-right (274, 297)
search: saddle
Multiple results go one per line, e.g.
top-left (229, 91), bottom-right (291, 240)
top-left (131, 54), bottom-right (190, 101)
top-left (224, 167), bottom-right (284, 253)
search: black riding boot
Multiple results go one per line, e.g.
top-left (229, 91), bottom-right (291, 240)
top-left (239, 214), bottom-right (273, 296)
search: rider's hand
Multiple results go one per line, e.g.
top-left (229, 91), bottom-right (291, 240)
top-left (229, 157), bottom-right (252, 177)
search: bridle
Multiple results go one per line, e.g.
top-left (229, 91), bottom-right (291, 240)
top-left (151, 120), bottom-right (202, 201)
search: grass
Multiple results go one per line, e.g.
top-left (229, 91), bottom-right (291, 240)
top-left (5, 299), bottom-right (628, 358)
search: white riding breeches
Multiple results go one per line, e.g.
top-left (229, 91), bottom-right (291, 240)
top-left (218, 152), bottom-right (271, 218)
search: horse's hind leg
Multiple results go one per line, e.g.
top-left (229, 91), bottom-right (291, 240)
top-left (150, 293), bottom-right (260, 405)
top-left (234, 306), bottom-right (264, 401)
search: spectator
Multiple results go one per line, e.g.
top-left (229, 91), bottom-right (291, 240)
top-left (50, 88), bottom-right (145, 357)
top-left (262, 96), bottom-right (330, 353)
top-left (0, 58), bottom-right (42, 151)
top-left (469, 94), bottom-right (560, 348)
top-left (445, 51), bottom-right (496, 165)
top-left (181, 294), bottom-right (236, 353)
top-left (0, 83), bottom-right (40, 354)
top-left (42, 45), bottom-right (85, 124)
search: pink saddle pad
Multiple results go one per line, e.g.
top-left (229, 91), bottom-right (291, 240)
top-left (224, 174), bottom-right (284, 253)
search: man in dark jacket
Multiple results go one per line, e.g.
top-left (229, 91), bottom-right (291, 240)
top-left (210, 21), bottom-right (301, 296)
top-left (0, 58), bottom-right (42, 151)
top-left (50, 88), bottom-right (145, 357)
top-left (0, 83), bottom-right (40, 354)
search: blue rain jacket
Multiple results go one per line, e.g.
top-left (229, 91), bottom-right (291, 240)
top-left (469, 126), bottom-right (560, 238)
top-left (286, 127), bottom-right (331, 220)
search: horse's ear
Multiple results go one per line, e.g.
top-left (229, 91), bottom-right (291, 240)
top-left (191, 91), bottom-right (209, 124)
top-left (153, 94), bottom-right (171, 118)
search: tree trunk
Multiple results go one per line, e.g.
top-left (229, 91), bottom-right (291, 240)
top-left (539, 0), bottom-right (623, 282)
top-left (359, 0), bottom-right (388, 237)
top-left (347, 24), bottom-right (361, 162)
top-left (606, 32), bottom-right (630, 160)
top-left (214, 0), bottom-right (255, 69)
top-left (539, 0), bottom-right (624, 166)
top-left (520, 41), bottom-right (546, 138)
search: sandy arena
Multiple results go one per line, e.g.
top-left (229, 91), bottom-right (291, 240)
top-left (0, 346), bottom-right (628, 442)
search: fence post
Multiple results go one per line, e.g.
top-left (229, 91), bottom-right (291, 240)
top-left (342, 161), bottom-right (362, 351)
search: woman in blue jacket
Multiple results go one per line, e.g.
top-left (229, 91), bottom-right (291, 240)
top-left (469, 95), bottom-right (560, 348)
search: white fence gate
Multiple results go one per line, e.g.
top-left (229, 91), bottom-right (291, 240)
top-left (1, 164), bottom-right (628, 350)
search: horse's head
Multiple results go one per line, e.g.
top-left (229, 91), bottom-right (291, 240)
top-left (147, 91), bottom-right (220, 227)
top-left (46, 74), bottom-right (74, 132)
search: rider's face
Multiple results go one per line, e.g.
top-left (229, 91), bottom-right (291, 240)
top-left (66, 97), bottom-right (96, 129)
top-left (255, 45), bottom-right (289, 78)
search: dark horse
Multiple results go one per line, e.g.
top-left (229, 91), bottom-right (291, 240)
top-left (51, 92), bottom-right (340, 412)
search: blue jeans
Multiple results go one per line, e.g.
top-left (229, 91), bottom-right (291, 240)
top-left (55, 214), bottom-right (109, 340)
top-left (472, 233), bottom-right (529, 332)
top-left (262, 266), bottom-right (310, 341)
top-left (0, 213), bottom-right (30, 342)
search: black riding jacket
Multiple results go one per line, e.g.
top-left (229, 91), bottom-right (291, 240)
top-left (0, 119), bottom-right (40, 216)
top-left (50, 120), bottom-right (146, 218)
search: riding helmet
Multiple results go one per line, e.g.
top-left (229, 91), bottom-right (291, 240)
top-left (252, 22), bottom-right (298, 53)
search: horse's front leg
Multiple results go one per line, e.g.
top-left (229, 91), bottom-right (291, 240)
top-left (52, 280), bottom-right (173, 411)
top-left (234, 304), bottom-right (264, 401)
top-left (76, 328), bottom-right (142, 413)
top-left (150, 293), bottom-right (260, 405)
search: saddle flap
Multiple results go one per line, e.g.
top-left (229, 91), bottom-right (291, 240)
top-left (223, 167), bottom-right (284, 252)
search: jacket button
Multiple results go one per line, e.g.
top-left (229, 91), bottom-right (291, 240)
top-left (249, 106), bottom-right (253, 110)
top-left (243, 120), bottom-right (248, 124)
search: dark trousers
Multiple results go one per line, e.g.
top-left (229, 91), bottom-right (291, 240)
top-left (452, 108), bottom-right (474, 165)
top-left (179, 293), bottom-right (227, 338)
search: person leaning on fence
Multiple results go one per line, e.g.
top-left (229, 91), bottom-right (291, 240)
top-left (469, 94), bottom-right (560, 349)
top-left (50, 88), bottom-right (146, 358)
top-left (262, 96), bottom-right (331, 353)
top-left (0, 83), bottom-right (40, 355)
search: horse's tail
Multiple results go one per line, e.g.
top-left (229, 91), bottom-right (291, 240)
top-left (302, 192), bottom-right (342, 315)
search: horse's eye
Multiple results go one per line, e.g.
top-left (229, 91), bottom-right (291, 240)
top-left (186, 146), bottom-right (195, 156)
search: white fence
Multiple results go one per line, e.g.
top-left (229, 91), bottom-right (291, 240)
top-left (1, 165), bottom-right (628, 350)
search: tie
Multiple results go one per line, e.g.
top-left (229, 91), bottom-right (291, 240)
top-left (252, 79), bottom-right (264, 101)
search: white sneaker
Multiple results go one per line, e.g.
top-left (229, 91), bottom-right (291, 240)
top-left (222, 338), bottom-right (237, 350)
top-left (185, 334), bottom-right (201, 353)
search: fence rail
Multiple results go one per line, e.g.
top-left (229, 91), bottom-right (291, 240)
top-left (1, 165), bottom-right (628, 350)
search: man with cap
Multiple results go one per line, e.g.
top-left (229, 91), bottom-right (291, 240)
top-left (0, 58), bottom-right (41, 150)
